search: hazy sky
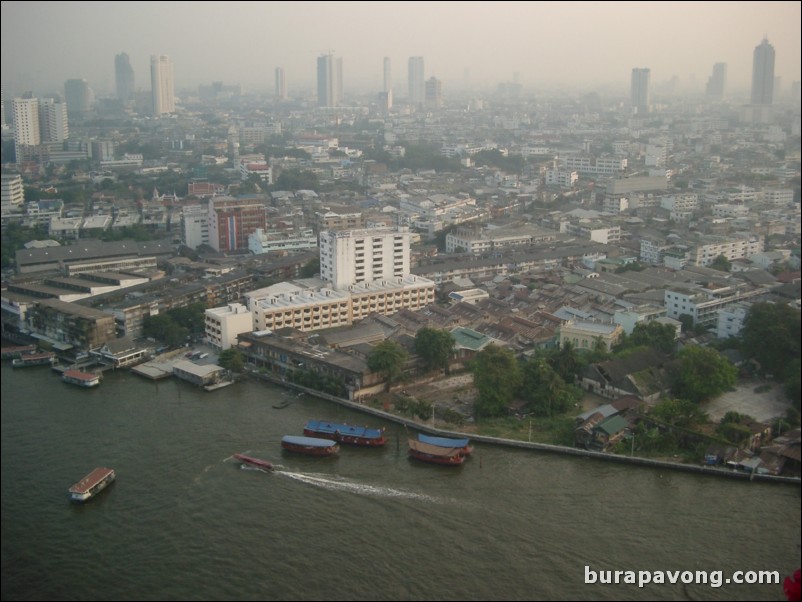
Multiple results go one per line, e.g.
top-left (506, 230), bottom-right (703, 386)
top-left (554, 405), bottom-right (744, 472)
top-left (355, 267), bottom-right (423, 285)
top-left (2, 1), bottom-right (800, 97)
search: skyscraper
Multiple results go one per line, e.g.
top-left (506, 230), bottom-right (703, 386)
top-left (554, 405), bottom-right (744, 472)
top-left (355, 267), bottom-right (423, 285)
top-left (317, 53), bottom-right (343, 107)
top-left (751, 37), bottom-right (775, 105)
top-left (408, 57), bottom-right (424, 105)
top-left (38, 98), bottom-right (68, 142)
top-left (275, 67), bottom-right (287, 100)
top-left (150, 55), bottom-right (175, 115)
top-left (425, 77), bottom-right (442, 109)
top-left (383, 57), bottom-right (392, 93)
top-left (64, 79), bottom-right (92, 115)
top-left (12, 97), bottom-right (40, 162)
top-left (705, 63), bottom-right (727, 101)
top-left (630, 68), bottom-right (651, 115)
top-left (115, 53), bottom-right (135, 103)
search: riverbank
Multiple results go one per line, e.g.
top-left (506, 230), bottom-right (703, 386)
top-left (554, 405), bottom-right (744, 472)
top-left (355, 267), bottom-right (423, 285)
top-left (246, 369), bottom-right (801, 485)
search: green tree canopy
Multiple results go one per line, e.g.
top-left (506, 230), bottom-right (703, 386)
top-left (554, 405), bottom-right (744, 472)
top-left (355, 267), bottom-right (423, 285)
top-left (741, 302), bottom-right (801, 380)
top-left (672, 346), bottom-right (737, 403)
top-left (143, 314), bottom-right (188, 347)
top-left (218, 348), bottom-right (245, 372)
top-left (367, 340), bottom-right (408, 391)
top-left (274, 168), bottom-right (319, 191)
top-left (649, 398), bottom-right (708, 427)
top-left (709, 254), bottom-right (732, 272)
top-left (616, 321), bottom-right (677, 355)
top-left (472, 344), bottom-right (521, 418)
top-left (414, 328), bottom-right (455, 374)
top-left (519, 357), bottom-right (581, 417)
top-left (546, 341), bottom-right (583, 384)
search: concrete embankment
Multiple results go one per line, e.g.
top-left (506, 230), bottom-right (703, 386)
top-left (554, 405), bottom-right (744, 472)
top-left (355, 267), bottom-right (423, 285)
top-left (249, 370), bottom-right (801, 486)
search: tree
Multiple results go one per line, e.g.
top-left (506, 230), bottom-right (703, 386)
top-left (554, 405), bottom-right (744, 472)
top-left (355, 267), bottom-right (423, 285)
top-left (299, 258), bottom-right (320, 278)
top-left (741, 302), bottom-right (801, 380)
top-left (547, 341), bottom-right (582, 384)
top-left (472, 344), bottom-right (521, 418)
top-left (414, 328), bottom-right (455, 374)
top-left (218, 348), bottom-right (245, 372)
top-left (519, 357), bottom-right (581, 417)
top-left (650, 398), bottom-right (708, 428)
top-left (274, 168), bottom-right (319, 191)
top-left (672, 346), bottom-right (737, 403)
top-left (709, 254), bottom-right (732, 272)
top-left (617, 321), bottom-right (677, 355)
top-left (367, 340), bottom-right (408, 391)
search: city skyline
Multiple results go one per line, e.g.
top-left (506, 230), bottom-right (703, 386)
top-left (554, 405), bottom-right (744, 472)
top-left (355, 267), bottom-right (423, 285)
top-left (1, 2), bottom-right (800, 97)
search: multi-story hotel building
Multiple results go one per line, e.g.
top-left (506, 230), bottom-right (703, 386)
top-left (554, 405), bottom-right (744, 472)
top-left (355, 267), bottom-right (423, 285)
top-left (319, 227), bottom-right (410, 290)
top-left (207, 197), bottom-right (266, 252)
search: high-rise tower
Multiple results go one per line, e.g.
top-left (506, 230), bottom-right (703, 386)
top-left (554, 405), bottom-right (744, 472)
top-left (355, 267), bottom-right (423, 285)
top-left (275, 67), bottom-right (287, 100)
top-left (751, 37), bottom-right (775, 105)
top-left (383, 57), bottom-right (392, 93)
top-left (115, 53), bottom-right (135, 103)
top-left (150, 55), bottom-right (175, 115)
top-left (408, 57), bottom-right (424, 106)
top-left (705, 63), bottom-right (727, 101)
top-left (64, 79), bottom-right (92, 115)
top-left (317, 54), bottom-right (343, 107)
top-left (630, 68), bottom-right (651, 115)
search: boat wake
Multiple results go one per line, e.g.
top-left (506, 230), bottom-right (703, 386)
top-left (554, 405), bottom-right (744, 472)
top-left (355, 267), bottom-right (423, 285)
top-left (279, 471), bottom-right (438, 502)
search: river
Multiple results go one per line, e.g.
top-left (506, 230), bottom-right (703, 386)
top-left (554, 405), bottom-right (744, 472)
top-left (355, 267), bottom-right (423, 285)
top-left (1, 362), bottom-right (799, 601)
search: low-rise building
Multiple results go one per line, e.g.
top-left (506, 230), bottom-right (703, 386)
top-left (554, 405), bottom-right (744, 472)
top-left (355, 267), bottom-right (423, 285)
top-left (559, 320), bottom-right (623, 352)
top-left (205, 303), bottom-right (253, 350)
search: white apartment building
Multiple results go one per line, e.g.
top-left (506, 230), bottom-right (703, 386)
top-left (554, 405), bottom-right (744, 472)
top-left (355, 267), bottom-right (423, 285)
top-left (762, 189), bottom-right (794, 206)
top-left (181, 204), bottom-right (209, 250)
top-left (1, 174), bottom-right (24, 213)
top-left (545, 169), bottom-right (578, 188)
top-left (205, 303), bottom-right (253, 350)
top-left (239, 156), bottom-right (272, 184)
top-left (664, 287), bottom-right (765, 327)
top-left (562, 156), bottom-right (627, 176)
top-left (248, 228), bottom-right (318, 254)
top-left (319, 227), bottom-right (410, 290)
top-left (251, 285), bottom-right (351, 332)
top-left (692, 236), bottom-right (763, 266)
top-left (445, 225), bottom-right (557, 254)
top-left (561, 221), bottom-right (620, 245)
top-left (660, 194), bottom-right (698, 213)
top-left (38, 99), bottom-right (69, 143)
top-left (717, 303), bottom-right (750, 339)
top-left (712, 204), bottom-right (750, 218)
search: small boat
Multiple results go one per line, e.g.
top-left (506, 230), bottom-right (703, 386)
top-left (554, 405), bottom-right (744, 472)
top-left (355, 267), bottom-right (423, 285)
top-left (281, 435), bottom-right (339, 457)
top-left (418, 433), bottom-right (474, 457)
top-left (12, 352), bottom-right (56, 368)
top-left (62, 370), bottom-right (102, 388)
top-left (68, 467), bottom-right (115, 503)
top-left (303, 420), bottom-right (386, 447)
top-left (272, 398), bottom-right (293, 409)
top-left (408, 439), bottom-right (465, 466)
top-left (233, 453), bottom-right (274, 471)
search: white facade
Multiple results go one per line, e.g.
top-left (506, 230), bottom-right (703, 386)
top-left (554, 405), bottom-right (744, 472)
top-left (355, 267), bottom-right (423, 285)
top-left (248, 228), bottom-right (318, 254)
top-left (319, 227), bottom-right (410, 290)
top-left (631, 68), bottom-right (651, 114)
top-left (717, 304), bottom-right (750, 339)
top-left (408, 56), bottom-right (424, 105)
top-left (712, 204), bottom-right (750, 218)
top-left (181, 204), bottom-right (209, 250)
top-left (250, 276), bottom-right (436, 333)
top-left (12, 97), bottom-right (40, 159)
top-left (545, 169), bottom-right (578, 188)
top-left (38, 99), bottom-right (68, 142)
top-left (763, 189), bottom-right (793, 206)
top-left (563, 156), bottom-right (627, 175)
top-left (1, 174), bottom-right (24, 213)
top-left (660, 194), bottom-right (698, 213)
top-left (205, 303), bottom-right (253, 350)
top-left (693, 236), bottom-right (763, 266)
top-left (150, 55), bottom-right (175, 115)
top-left (239, 157), bottom-right (273, 184)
